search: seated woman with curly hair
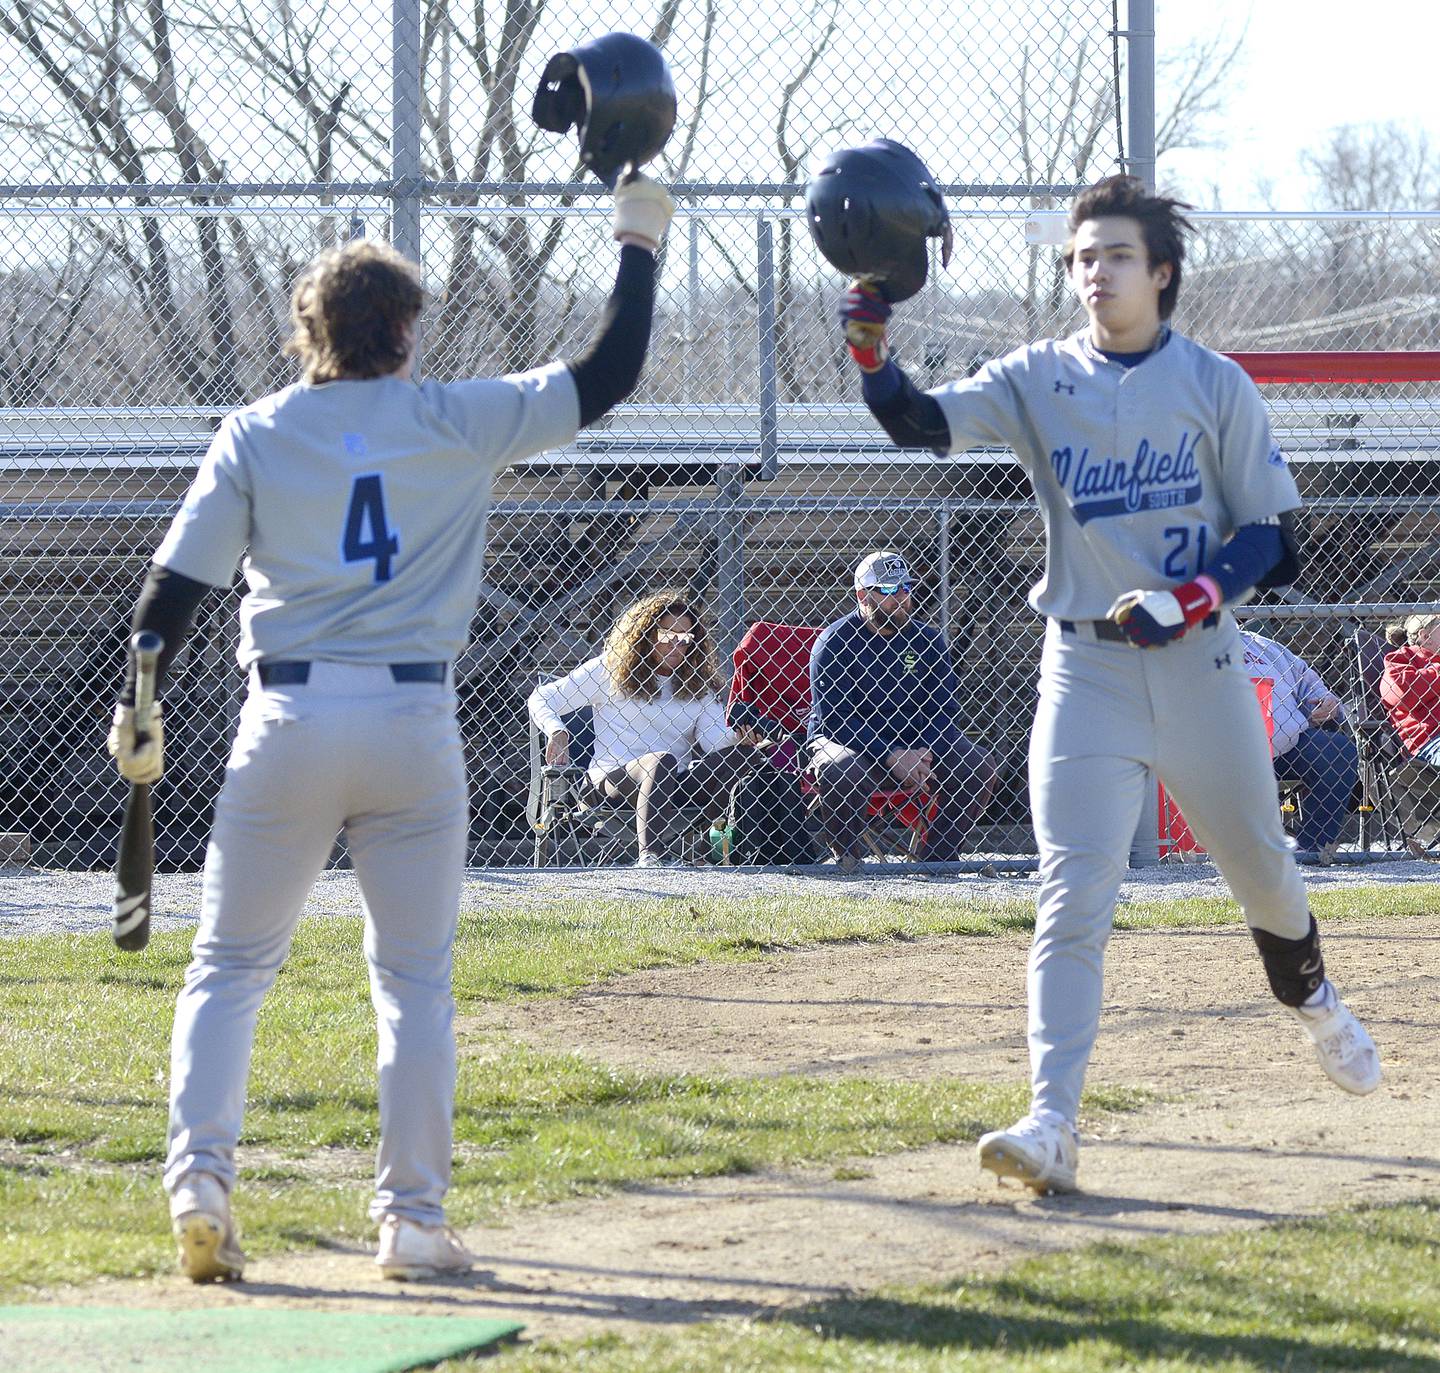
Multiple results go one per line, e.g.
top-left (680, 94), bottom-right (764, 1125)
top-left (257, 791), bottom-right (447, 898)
top-left (527, 590), bottom-right (762, 866)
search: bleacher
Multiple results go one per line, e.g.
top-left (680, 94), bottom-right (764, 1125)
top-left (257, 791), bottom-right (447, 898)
top-left (3, 397), bottom-right (1440, 866)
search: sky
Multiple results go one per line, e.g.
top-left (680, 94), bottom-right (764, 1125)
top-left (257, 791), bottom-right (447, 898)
top-left (1154, 0), bottom-right (1440, 207)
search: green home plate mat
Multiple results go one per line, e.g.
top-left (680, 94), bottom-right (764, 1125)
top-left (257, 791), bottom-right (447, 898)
top-left (0, 1307), bottom-right (524, 1372)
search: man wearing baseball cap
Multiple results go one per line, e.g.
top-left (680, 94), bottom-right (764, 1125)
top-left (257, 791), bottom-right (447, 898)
top-left (807, 550), bottom-right (997, 871)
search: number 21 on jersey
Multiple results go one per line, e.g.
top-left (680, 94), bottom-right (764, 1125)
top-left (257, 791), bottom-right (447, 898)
top-left (342, 474), bottom-right (399, 582)
top-left (1162, 524), bottom-right (1208, 580)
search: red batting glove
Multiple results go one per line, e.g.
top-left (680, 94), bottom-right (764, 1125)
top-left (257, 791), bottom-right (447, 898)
top-left (838, 280), bottom-right (892, 372)
top-left (1107, 578), bottom-right (1220, 649)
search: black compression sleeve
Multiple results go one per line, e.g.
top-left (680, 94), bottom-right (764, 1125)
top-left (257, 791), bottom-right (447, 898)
top-left (565, 244), bottom-right (657, 428)
top-left (865, 362), bottom-right (951, 452)
top-left (120, 563), bottom-right (213, 703)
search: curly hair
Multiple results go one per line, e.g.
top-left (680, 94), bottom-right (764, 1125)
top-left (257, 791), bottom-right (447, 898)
top-left (604, 590), bottom-right (721, 701)
top-left (285, 240), bottom-right (424, 383)
top-left (1386, 612), bottom-right (1440, 648)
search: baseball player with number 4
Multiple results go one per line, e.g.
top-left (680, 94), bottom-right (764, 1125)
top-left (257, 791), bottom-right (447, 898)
top-left (821, 163), bottom-right (1380, 1195)
top-left (106, 169), bottom-right (674, 1278)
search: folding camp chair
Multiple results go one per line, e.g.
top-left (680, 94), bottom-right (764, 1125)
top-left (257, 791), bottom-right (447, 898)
top-left (526, 703), bottom-right (633, 867)
top-left (1340, 622), bottom-right (1440, 856)
top-left (726, 620), bottom-right (936, 860)
top-left (526, 685), bottom-right (715, 868)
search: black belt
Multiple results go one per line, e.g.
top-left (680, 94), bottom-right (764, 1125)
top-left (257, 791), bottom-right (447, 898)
top-left (1057, 613), bottom-right (1219, 643)
top-left (256, 660), bottom-right (448, 685)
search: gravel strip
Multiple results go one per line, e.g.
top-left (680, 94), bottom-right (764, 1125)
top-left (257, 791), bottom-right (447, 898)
top-left (1, 853), bottom-right (1436, 939)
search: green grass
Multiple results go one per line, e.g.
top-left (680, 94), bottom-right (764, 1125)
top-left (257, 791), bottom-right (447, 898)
top-left (0, 907), bottom-right (1146, 1293)
top-left (0, 883), bottom-right (1432, 1295)
top-left (445, 882), bottom-right (1440, 1003)
top-left (451, 1201), bottom-right (1440, 1371)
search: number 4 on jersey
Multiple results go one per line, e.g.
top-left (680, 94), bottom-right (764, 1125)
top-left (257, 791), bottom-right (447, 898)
top-left (342, 474), bottom-right (399, 582)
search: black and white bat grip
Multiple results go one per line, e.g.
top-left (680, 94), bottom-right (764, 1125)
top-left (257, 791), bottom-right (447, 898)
top-left (112, 631), bottom-right (164, 951)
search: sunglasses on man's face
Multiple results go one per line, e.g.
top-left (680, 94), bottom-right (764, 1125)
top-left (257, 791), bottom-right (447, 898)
top-left (656, 629), bottom-right (695, 645)
top-left (866, 582), bottom-right (911, 597)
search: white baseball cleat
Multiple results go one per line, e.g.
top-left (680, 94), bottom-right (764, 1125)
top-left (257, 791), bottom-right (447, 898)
top-left (1289, 980), bottom-right (1382, 1095)
top-left (375, 1214), bottom-right (476, 1280)
top-left (977, 1114), bottom-right (1079, 1194)
top-left (169, 1172), bottom-right (245, 1282)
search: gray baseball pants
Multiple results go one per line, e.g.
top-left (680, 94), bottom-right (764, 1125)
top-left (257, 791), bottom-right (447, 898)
top-left (163, 662), bottom-right (468, 1226)
top-left (1028, 614), bottom-right (1311, 1125)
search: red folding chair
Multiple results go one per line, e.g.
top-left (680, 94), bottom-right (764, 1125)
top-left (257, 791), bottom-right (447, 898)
top-left (727, 621), bottom-right (934, 857)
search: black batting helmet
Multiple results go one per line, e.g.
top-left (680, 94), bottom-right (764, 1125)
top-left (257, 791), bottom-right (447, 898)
top-left (531, 32), bottom-right (678, 188)
top-left (804, 140), bottom-right (953, 303)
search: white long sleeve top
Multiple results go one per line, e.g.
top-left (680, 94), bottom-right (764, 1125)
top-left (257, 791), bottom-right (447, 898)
top-left (1239, 631), bottom-right (1346, 757)
top-left (527, 655), bottom-right (735, 774)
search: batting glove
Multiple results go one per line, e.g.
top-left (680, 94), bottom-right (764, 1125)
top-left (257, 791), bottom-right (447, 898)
top-left (108, 701), bottom-right (165, 785)
top-left (613, 173), bottom-right (675, 252)
top-left (838, 279), bottom-right (892, 372)
top-left (1107, 579), bottom-right (1219, 649)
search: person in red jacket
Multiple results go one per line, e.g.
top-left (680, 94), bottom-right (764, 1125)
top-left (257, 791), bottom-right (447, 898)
top-left (1380, 613), bottom-right (1440, 764)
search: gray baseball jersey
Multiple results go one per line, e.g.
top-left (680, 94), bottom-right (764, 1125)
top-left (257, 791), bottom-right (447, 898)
top-left (925, 326), bottom-right (1342, 1139)
top-left (156, 364), bottom-right (578, 667)
top-left (930, 328), bottom-right (1301, 618)
top-left (159, 360), bottom-right (580, 1230)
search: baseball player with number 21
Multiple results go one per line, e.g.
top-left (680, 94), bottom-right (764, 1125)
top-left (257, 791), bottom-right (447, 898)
top-left (825, 163), bottom-right (1380, 1195)
top-left (104, 170), bottom-right (675, 1277)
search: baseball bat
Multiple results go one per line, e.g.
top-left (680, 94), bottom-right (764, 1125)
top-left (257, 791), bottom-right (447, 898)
top-left (112, 630), bottom-right (164, 952)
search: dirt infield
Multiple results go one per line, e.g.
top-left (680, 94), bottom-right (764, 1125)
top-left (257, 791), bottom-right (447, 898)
top-left (36, 909), bottom-right (1440, 1344)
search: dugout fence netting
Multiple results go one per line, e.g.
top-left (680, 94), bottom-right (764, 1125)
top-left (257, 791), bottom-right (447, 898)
top-left (1, 1), bottom-right (1439, 869)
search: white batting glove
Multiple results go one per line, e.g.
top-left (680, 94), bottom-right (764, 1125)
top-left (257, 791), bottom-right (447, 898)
top-left (1107, 579), bottom-right (1216, 649)
top-left (107, 702), bottom-right (165, 785)
top-left (613, 173), bottom-right (675, 252)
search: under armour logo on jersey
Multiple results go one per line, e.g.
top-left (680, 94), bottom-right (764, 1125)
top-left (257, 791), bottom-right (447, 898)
top-left (343, 432), bottom-right (368, 456)
top-left (1215, 652), bottom-right (1231, 669)
top-left (1054, 380), bottom-right (1076, 394)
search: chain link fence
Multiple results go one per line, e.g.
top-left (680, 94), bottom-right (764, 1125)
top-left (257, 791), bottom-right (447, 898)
top-left (1, 0), bottom-right (1437, 870)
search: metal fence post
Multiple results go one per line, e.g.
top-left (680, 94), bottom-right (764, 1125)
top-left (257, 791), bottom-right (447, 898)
top-left (756, 217), bottom-right (779, 481)
top-left (392, 0), bottom-right (424, 366)
top-left (685, 206), bottom-right (701, 396)
top-left (1130, 778), bottom-right (1162, 867)
top-left (711, 214), bottom-right (781, 658)
top-left (1125, 0), bottom-right (1156, 189)
top-left (714, 464), bottom-right (747, 658)
top-left (937, 502), bottom-right (952, 642)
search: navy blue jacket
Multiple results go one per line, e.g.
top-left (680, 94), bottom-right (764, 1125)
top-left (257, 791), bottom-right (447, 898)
top-left (807, 609), bottom-right (961, 762)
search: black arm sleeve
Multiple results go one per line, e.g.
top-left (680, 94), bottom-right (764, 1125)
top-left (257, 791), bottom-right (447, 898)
top-left (120, 563), bottom-right (213, 703)
top-left (864, 362), bottom-right (951, 452)
top-left (564, 243), bottom-right (656, 429)
top-left (1255, 509), bottom-right (1303, 590)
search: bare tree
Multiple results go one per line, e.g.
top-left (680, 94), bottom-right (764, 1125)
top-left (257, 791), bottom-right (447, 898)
top-left (1302, 122), bottom-right (1440, 212)
top-left (0, 234), bottom-right (103, 405)
top-left (0, 0), bottom-right (272, 405)
top-left (1009, 24), bottom-right (1247, 335)
top-left (684, 1), bottom-right (856, 402)
top-left (1297, 123), bottom-right (1440, 347)
top-left (1153, 24), bottom-right (1249, 163)
top-left (772, 0), bottom-right (840, 402)
top-left (414, 0), bottom-right (716, 379)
